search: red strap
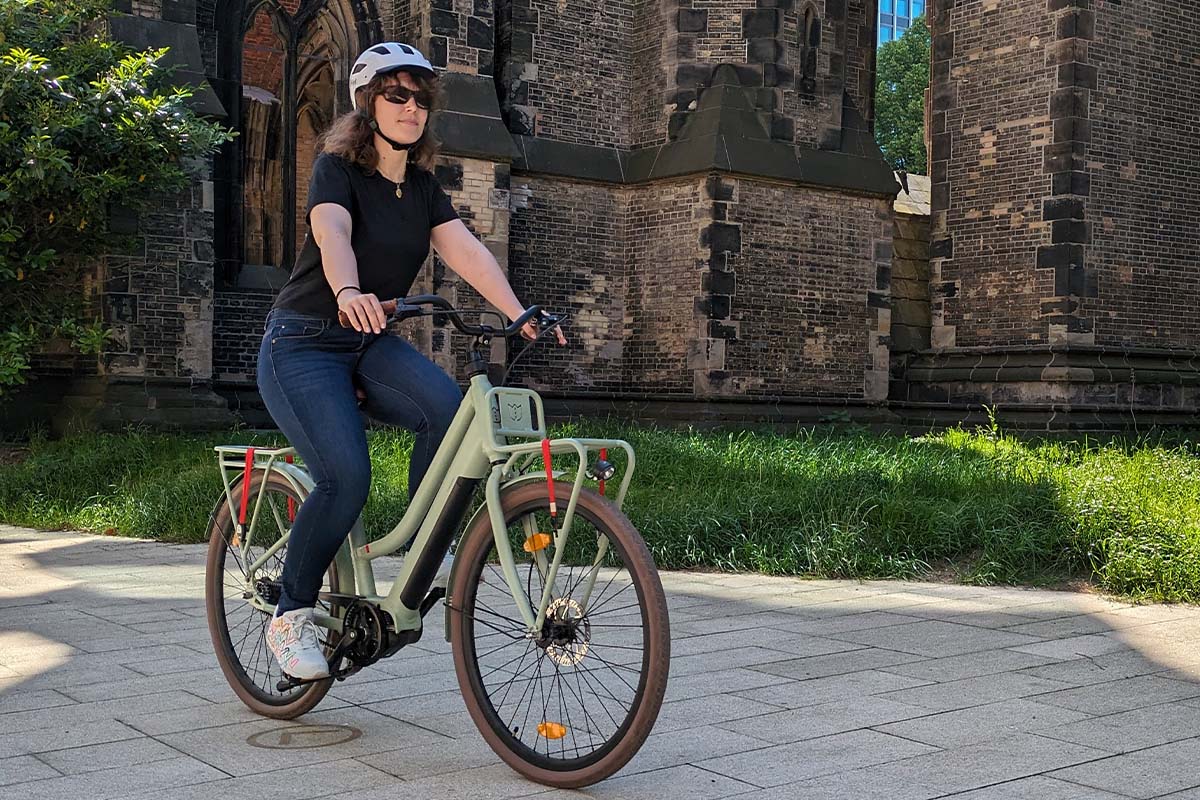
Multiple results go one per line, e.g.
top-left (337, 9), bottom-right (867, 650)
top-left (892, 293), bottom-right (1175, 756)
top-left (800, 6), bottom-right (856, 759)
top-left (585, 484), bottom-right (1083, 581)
top-left (238, 447), bottom-right (255, 526)
top-left (541, 438), bottom-right (557, 516)
top-left (599, 448), bottom-right (608, 496)
top-left (285, 454), bottom-right (296, 522)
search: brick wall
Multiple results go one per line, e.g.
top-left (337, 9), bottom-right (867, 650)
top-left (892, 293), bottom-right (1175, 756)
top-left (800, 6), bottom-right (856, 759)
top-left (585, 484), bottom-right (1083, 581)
top-left (213, 289), bottom-right (274, 381)
top-left (1087, 1), bottom-right (1200, 350)
top-left (928, 0), bottom-right (1056, 350)
top-left (625, 177), bottom-right (708, 394)
top-left (630, 0), bottom-right (669, 148)
top-left (723, 180), bottom-right (891, 399)
top-left (844, 0), bottom-right (877, 127)
top-left (241, 2), bottom-right (295, 95)
top-left (415, 157), bottom-right (515, 380)
top-left (496, 0), bottom-right (635, 145)
top-left (505, 175), bottom-right (630, 391)
top-left (101, 177), bottom-right (217, 381)
top-left (440, 0), bottom-right (495, 75)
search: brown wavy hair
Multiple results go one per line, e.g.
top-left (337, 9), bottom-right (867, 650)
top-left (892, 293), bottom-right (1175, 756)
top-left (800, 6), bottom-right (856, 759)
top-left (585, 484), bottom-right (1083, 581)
top-left (319, 71), bottom-right (443, 173)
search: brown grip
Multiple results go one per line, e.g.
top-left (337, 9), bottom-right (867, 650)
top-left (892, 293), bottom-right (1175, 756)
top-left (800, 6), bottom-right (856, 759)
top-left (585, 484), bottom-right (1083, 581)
top-left (337, 298), bottom-right (399, 328)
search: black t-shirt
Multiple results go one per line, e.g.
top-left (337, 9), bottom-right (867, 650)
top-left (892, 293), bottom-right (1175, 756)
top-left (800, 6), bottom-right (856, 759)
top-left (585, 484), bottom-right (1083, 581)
top-left (272, 152), bottom-right (460, 319)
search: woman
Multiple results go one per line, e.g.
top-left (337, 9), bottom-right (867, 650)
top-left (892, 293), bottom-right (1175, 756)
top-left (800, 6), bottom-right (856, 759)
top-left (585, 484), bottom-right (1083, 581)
top-left (258, 42), bottom-right (566, 681)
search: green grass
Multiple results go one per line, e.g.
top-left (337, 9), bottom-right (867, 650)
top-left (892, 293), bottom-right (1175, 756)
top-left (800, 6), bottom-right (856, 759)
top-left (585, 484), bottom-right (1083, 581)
top-left (2, 422), bottom-right (1199, 603)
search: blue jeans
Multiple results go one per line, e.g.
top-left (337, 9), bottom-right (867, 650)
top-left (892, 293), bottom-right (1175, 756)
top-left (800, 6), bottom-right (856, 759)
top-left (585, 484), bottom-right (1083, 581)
top-left (256, 308), bottom-right (463, 613)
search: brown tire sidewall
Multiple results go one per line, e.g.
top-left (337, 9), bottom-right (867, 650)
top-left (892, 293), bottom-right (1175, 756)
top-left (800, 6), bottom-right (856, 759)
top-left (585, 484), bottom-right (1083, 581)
top-left (449, 480), bottom-right (670, 788)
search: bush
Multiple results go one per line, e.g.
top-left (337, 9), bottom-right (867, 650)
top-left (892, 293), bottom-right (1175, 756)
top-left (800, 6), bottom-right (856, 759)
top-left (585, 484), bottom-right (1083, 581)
top-left (0, 0), bottom-right (233, 392)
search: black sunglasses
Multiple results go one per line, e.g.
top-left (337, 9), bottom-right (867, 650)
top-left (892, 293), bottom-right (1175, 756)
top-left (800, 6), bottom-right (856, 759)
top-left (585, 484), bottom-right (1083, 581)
top-left (379, 85), bottom-right (433, 110)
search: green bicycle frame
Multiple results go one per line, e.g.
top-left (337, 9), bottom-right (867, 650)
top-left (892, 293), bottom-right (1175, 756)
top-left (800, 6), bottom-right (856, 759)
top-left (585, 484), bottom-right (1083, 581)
top-left (215, 370), bottom-right (635, 641)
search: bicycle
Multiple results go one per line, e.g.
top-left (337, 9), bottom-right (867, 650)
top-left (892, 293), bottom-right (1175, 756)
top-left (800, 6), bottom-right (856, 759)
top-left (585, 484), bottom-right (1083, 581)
top-left (204, 296), bottom-right (670, 788)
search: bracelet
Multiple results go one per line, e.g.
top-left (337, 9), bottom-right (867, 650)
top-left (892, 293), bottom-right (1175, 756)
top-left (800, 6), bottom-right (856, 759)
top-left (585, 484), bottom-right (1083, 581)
top-left (335, 285), bottom-right (361, 300)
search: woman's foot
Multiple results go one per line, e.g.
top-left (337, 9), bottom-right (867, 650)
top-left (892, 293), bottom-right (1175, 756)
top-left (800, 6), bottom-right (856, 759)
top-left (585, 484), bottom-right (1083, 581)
top-left (266, 607), bottom-right (331, 680)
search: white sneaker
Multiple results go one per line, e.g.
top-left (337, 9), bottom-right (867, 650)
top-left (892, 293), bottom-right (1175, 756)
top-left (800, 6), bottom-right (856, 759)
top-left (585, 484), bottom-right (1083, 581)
top-left (266, 608), bottom-right (331, 680)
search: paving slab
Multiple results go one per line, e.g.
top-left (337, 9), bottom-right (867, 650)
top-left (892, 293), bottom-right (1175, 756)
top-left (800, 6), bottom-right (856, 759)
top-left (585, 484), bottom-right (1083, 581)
top-left (874, 698), bottom-right (1094, 748)
top-left (2, 525), bottom-right (1199, 799)
top-left (1049, 738), bottom-right (1200, 799)
top-left (873, 671), bottom-right (1073, 712)
top-left (1038, 701), bottom-right (1200, 753)
top-left (758, 733), bottom-right (1111, 800)
top-left (695, 728), bottom-right (938, 787)
top-left (1033, 674), bottom-right (1200, 716)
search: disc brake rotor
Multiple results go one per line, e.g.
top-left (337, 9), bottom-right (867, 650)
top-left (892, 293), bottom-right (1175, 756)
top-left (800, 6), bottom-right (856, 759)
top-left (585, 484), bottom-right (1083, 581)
top-left (542, 597), bottom-right (590, 666)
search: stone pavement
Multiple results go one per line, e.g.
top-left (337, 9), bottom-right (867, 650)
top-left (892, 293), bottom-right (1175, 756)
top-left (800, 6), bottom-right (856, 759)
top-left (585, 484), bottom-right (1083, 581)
top-left (3, 526), bottom-right (1200, 799)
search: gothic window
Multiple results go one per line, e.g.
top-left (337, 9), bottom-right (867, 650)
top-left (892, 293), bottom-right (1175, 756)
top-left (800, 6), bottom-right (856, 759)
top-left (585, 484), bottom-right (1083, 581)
top-left (800, 5), bottom-right (821, 97)
top-left (213, 0), bottom-right (377, 285)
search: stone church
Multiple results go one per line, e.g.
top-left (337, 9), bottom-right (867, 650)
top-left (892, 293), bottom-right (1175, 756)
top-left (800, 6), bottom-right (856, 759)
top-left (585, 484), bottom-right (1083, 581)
top-left (6, 0), bottom-right (1198, 432)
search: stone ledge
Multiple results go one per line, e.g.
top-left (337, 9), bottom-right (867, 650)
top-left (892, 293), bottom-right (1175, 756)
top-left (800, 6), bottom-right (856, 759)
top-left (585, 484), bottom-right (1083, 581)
top-left (1, 376), bottom-right (235, 435)
top-left (511, 65), bottom-right (898, 197)
top-left (108, 14), bottom-right (225, 118)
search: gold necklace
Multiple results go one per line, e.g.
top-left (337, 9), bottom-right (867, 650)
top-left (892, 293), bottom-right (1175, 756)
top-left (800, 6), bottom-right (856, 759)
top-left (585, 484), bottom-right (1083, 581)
top-left (380, 169), bottom-right (406, 199)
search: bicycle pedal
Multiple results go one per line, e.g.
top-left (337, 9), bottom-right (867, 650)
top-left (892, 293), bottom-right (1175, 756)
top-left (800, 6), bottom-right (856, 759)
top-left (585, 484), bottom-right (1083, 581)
top-left (276, 671), bottom-right (334, 692)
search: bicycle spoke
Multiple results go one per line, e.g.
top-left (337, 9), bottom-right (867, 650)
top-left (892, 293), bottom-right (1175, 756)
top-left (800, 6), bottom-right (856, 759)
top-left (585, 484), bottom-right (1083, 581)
top-left (465, 503), bottom-right (655, 767)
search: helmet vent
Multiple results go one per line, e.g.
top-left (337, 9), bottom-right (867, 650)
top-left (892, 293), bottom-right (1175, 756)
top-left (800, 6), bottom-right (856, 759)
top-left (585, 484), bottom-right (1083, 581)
top-left (369, 45), bottom-right (392, 55)
top-left (351, 63), bottom-right (367, 74)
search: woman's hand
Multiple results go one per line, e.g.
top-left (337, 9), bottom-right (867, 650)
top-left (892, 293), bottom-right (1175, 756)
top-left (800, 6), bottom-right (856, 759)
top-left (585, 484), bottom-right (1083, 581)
top-left (337, 289), bottom-right (387, 334)
top-left (520, 310), bottom-right (567, 345)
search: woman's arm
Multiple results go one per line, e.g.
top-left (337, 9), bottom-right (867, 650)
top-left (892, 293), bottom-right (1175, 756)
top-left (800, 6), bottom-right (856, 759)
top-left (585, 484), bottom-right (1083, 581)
top-left (430, 219), bottom-right (566, 342)
top-left (312, 202), bottom-right (387, 333)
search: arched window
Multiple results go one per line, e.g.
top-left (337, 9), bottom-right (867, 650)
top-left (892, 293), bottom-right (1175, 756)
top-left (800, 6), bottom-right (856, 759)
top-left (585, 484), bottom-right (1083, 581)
top-left (213, 0), bottom-right (378, 285)
top-left (800, 5), bottom-right (821, 97)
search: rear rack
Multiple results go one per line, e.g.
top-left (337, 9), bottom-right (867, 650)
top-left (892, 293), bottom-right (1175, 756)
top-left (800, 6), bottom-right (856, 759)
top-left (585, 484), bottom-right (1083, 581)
top-left (213, 445), bottom-right (301, 540)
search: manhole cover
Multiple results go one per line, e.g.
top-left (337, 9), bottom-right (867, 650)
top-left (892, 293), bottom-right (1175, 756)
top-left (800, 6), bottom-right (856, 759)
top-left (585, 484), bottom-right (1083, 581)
top-left (246, 724), bottom-right (362, 749)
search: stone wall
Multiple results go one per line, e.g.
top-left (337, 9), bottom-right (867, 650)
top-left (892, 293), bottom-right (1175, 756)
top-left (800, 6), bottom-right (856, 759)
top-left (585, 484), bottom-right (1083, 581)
top-left (100, 180), bottom-right (217, 382)
top-left (213, 289), bottom-right (274, 382)
top-left (891, 208), bottom-right (930, 355)
top-left (1087, 1), bottom-right (1200, 350)
top-left (722, 180), bottom-right (892, 401)
top-left (927, 0), bottom-right (1055, 351)
top-left (506, 175), bottom-right (631, 392)
top-left (908, 0), bottom-right (1200, 425)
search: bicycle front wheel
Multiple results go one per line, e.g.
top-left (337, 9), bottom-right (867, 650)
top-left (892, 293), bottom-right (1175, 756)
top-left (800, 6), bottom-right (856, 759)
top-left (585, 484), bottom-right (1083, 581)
top-left (449, 480), bottom-right (670, 788)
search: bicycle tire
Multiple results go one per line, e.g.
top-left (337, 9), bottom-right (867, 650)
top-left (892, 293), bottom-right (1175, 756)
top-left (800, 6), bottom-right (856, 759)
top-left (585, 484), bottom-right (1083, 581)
top-left (449, 480), bottom-right (670, 788)
top-left (205, 470), bottom-right (342, 719)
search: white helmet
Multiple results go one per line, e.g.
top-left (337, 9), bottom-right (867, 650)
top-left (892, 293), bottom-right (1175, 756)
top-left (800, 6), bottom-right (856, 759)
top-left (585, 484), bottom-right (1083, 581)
top-left (348, 42), bottom-right (436, 103)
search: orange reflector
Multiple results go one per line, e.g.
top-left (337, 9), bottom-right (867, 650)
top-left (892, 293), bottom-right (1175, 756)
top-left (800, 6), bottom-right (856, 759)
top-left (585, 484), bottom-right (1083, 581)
top-left (523, 533), bottom-right (552, 552)
top-left (231, 531), bottom-right (241, 548)
top-left (537, 721), bottom-right (567, 740)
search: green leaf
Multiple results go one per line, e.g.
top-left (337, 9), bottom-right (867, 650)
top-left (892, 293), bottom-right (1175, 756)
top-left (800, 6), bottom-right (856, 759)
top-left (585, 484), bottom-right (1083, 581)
top-left (874, 16), bottom-right (930, 174)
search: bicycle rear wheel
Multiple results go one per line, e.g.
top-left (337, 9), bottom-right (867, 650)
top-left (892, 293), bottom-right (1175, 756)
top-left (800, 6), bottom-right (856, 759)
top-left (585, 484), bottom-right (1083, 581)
top-left (205, 470), bottom-right (342, 719)
top-left (449, 480), bottom-right (670, 788)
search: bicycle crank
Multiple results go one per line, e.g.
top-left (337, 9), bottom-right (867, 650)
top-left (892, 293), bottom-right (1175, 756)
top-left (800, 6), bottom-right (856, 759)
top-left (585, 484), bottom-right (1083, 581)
top-left (275, 589), bottom-right (448, 692)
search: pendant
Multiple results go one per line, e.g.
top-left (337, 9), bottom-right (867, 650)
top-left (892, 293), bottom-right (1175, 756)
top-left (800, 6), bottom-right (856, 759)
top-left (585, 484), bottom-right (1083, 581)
top-left (395, 185), bottom-right (403, 199)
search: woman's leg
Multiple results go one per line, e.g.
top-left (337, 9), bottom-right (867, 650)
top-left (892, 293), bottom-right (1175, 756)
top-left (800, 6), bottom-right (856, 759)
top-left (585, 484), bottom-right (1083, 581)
top-left (355, 335), bottom-right (463, 501)
top-left (257, 324), bottom-right (372, 613)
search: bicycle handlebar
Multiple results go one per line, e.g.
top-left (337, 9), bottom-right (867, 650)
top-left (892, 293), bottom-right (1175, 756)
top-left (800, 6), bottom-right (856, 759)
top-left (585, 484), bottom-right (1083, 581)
top-left (337, 294), bottom-right (551, 339)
